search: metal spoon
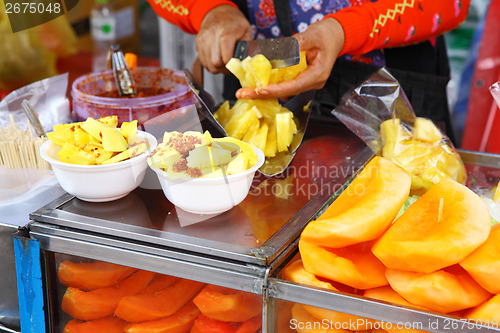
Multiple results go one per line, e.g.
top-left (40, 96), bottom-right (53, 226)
top-left (21, 99), bottom-right (46, 138)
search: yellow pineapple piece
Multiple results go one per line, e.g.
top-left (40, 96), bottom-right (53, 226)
top-left (224, 106), bottom-right (260, 140)
top-left (47, 127), bottom-right (75, 147)
top-left (276, 112), bottom-right (292, 152)
top-left (413, 117), bottom-right (443, 144)
top-left (214, 100), bottom-right (232, 126)
top-left (494, 181), bottom-right (500, 203)
top-left (98, 115), bottom-right (119, 128)
top-left (82, 143), bottom-right (114, 165)
top-left (264, 122), bottom-right (277, 157)
top-left (120, 120), bottom-right (138, 144)
top-left (58, 142), bottom-right (96, 165)
top-left (73, 124), bottom-right (93, 145)
top-left (225, 58), bottom-right (246, 86)
top-left (249, 122), bottom-right (268, 152)
top-left (269, 51), bottom-right (307, 84)
top-left (53, 122), bottom-right (84, 132)
top-left (242, 54), bottom-right (272, 88)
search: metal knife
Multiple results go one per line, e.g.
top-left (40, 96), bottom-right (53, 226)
top-left (233, 37), bottom-right (300, 68)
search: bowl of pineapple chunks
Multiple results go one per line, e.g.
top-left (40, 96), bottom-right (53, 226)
top-left (148, 130), bottom-right (265, 215)
top-left (40, 116), bottom-right (157, 202)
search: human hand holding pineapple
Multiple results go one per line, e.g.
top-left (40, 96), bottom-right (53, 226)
top-left (236, 18), bottom-right (345, 100)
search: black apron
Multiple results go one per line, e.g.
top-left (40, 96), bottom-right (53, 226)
top-left (226, 0), bottom-right (456, 143)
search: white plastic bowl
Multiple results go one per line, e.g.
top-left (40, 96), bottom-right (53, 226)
top-left (148, 147), bottom-right (265, 215)
top-left (40, 131), bottom-right (157, 202)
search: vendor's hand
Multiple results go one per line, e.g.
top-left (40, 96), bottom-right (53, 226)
top-left (235, 18), bottom-right (345, 99)
top-left (196, 5), bottom-right (252, 75)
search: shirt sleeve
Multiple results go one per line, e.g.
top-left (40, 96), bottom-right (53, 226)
top-left (325, 0), bottom-right (471, 56)
top-left (146, 0), bottom-right (238, 34)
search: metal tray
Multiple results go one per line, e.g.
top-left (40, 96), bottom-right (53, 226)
top-left (264, 149), bottom-right (500, 333)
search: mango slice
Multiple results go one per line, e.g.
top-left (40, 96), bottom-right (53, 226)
top-left (372, 178), bottom-right (491, 273)
top-left (301, 156), bottom-right (411, 248)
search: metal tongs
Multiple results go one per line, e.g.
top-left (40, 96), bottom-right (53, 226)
top-left (109, 44), bottom-right (137, 96)
top-left (21, 99), bottom-right (46, 138)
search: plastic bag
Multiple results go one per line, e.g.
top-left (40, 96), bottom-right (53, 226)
top-left (0, 73), bottom-right (71, 134)
top-left (333, 68), bottom-right (466, 196)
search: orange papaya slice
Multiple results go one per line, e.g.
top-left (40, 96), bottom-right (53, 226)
top-left (58, 260), bottom-right (137, 290)
top-left (139, 274), bottom-right (180, 294)
top-left (115, 278), bottom-right (205, 322)
top-left (465, 294), bottom-right (500, 326)
top-left (63, 316), bottom-right (127, 333)
top-left (283, 259), bottom-right (376, 330)
top-left (191, 315), bottom-right (241, 333)
top-left (460, 224), bottom-right (500, 294)
top-left (235, 315), bottom-right (261, 333)
top-left (290, 303), bottom-right (351, 333)
top-left (123, 301), bottom-right (200, 333)
top-left (385, 265), bottom-right (492, 313)
top-left (283, 259), bottom-right (336, 290)
top-left (372, 179), bottom-right (491, 273)
top-left (299, 239), bottom-right (388, 290)
top-left (192, 284), bottom-right (262, 322)
top-left (61, 269), bottom-right (155, 321)
top-left (364, 286), bottom-right (429, 333)
top-left (301, 156), bottom-right (411, 248)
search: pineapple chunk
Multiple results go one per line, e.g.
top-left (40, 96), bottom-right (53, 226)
top-left (264, 123), bottom-right (277, 157)
top-left (53, 122), bottom-right (84, 132)
top-left (413, 117), bottom-right (443, 143)
top-left (102, 142), bottom-right (147, 165)
top-left (224, 106), bottom-right (260, 140)
top-left (213, 100), bottom-right (231, 126)
top-left (225, 58), bottom-right (246, 85)
top-left (58, 143), bottom-right (96, 165)
top-left (82, 143), bottom-right (114, 165)
top-left (73, 125), bottom-right (93, 144)
top-left (120, 120), bottom-right (138, 144)
top-left (494, 180), bottom-right (500, 203)
top-left (242, 54), bottom-right (272, 88)
top-left (276, 112), bottom-right (292, 152)
top-left (82, 117), bottom-right (111, 141)
top-left (186, 144), bottom-right (232, 170)
top-left (98, 115), bottom-right (119, 128)
top-left (47, 127), bottom-right (75, 147)
top-left (250, 123), bottom-right (268, 152)
top-left (269, 51), bottom-right (307, 84)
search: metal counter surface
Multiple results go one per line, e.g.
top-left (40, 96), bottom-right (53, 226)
top-left (29, 119), bottom-right (374, 267)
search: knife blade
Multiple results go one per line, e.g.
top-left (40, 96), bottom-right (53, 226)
top-left (233, 37), bottom-right (300, 69)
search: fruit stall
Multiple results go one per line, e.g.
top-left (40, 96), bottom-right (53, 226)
top-left (12, 110), bottom-right (500, 332)
top-left (8, 54), bottom-right (500, 333)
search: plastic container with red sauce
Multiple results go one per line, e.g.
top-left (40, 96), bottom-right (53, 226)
top-left (71, 67), bottom-right (196, 125)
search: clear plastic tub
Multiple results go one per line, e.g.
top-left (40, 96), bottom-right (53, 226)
top-left (71, 67), bottom-right (196, 125)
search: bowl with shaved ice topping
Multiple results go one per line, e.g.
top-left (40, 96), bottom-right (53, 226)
top-left (148, 131), bottom-right (265, 214)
